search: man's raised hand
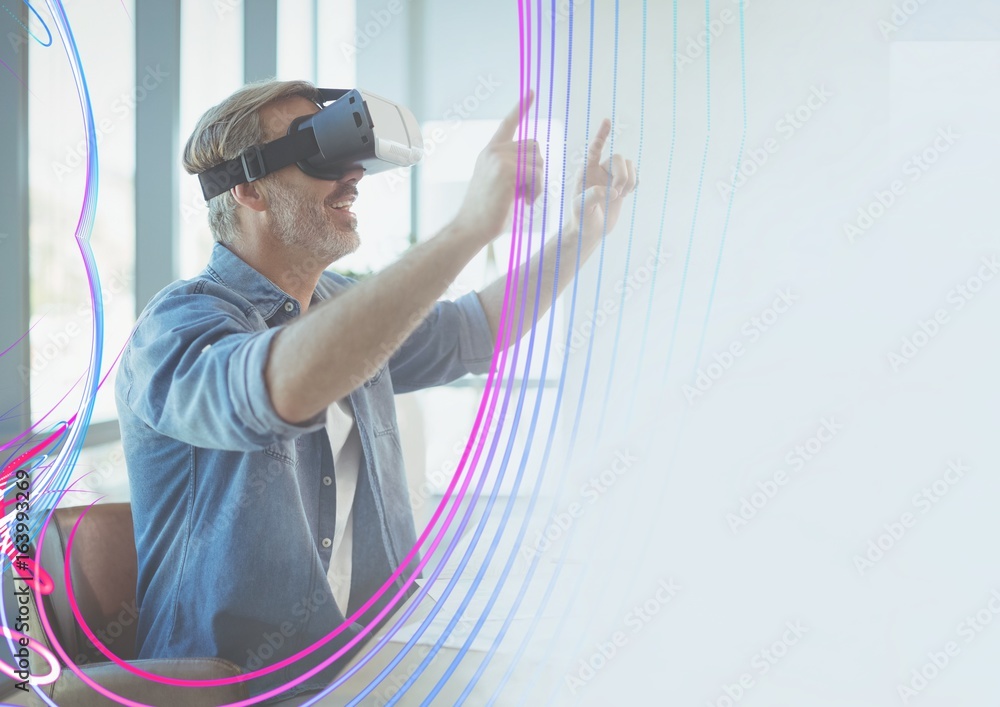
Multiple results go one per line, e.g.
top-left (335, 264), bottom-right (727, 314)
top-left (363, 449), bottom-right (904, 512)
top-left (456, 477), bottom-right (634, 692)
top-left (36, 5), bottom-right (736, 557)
top-left (452, 91), bottom-right (546, 244)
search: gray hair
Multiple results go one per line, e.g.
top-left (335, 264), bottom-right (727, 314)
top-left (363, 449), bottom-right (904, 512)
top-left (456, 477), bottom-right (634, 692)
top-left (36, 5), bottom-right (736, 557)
top-left (182, 79), bottom-right (320, 246)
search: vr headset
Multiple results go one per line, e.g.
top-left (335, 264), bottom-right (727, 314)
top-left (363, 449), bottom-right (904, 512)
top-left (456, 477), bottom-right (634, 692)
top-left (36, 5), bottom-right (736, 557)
top-left (197, 88), bottom-right (423, 201)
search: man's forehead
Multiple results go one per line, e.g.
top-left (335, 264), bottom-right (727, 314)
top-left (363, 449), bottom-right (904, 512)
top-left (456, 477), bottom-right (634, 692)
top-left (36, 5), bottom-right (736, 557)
top-left (260, 96), bottom-right (320, 141)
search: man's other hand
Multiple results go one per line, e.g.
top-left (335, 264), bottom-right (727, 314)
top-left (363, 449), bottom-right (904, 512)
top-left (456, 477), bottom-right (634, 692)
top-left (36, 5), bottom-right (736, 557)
top-left (567, 118), bottom-right (638, 245)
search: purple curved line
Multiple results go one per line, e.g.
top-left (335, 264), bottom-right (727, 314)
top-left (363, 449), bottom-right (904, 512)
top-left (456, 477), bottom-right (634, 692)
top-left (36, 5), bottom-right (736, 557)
top-left (60, 298), bottom-right (519, 701)
top-left (0, 56), bottom-right (28, 88)
top-left (57, 275), bottom-right (520, 693)
top-left (55, 164), bottom-right (525, 697)
top-left (39, 8), bottom-right (532, 707)
top-left (53, 68), bottom-right (539, 707)
top-left (0, 370), bottom-right (86, 454)
top-left (0, 318), bottom-right (39, 358)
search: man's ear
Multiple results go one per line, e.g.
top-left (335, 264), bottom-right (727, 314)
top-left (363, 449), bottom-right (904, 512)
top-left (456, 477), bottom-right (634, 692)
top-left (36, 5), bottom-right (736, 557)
top-left (231, 181), bottom-right (269, 213)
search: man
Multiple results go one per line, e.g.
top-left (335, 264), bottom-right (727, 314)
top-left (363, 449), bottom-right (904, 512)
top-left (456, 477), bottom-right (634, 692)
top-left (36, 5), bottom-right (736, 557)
top-left (115, 79), bottom-right (636, 703)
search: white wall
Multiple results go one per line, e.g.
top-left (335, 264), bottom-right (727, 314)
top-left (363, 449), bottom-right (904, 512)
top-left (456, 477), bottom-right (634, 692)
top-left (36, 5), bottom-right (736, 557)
top-left (499, 1), bottom-right (1000, 703)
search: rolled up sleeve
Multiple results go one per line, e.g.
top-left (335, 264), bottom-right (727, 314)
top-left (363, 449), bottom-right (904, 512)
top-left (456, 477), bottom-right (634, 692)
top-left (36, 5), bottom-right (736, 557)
top-left (119, 285), bottom-right (326, 451)
top-left (387, 291), bottom-right (496, 394)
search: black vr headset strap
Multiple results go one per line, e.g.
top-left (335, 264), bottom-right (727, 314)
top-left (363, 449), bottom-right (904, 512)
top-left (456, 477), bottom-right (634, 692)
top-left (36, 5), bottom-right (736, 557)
top-left (197, 128), bottom-right (320, 201)
top-left (196, 88), bottom-right (355, 201)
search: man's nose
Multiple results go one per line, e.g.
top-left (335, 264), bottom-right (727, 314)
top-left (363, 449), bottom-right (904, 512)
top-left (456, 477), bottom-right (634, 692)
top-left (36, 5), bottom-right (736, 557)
top-left (339, 167), bottom-right (365, 184)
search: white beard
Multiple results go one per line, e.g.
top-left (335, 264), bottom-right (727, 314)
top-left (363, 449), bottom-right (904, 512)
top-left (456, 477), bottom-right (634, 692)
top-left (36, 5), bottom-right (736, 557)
top-left (267, 181), bottom-right (360, 264)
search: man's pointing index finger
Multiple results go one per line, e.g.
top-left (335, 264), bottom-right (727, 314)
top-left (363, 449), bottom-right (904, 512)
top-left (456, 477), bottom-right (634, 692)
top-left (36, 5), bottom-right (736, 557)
top-left (490, 90), bottom-right (535, 145)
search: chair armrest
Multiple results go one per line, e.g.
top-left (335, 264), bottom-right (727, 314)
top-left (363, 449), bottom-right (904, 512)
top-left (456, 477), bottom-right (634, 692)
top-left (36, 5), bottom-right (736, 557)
top-left (29, 657), bottom-right (249, 707)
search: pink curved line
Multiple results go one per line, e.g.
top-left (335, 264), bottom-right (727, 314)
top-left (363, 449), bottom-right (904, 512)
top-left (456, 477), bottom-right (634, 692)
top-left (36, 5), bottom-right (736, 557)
top-left (60, 252), bottom-right (521, 695)
top-left (45, 14), bottom-right (533, 707)
top-left (0, 328), bottom-right (127, 455)
top-left (30, 504), bottom-right (152, 707)
top-left (0, 627), bottom-right (60, 685)
top-left (0, 420), bottom-right (70, 489)
top-left (55, 91), bottom-right (536, 704)
top-left (59, 308), bottom-right (518, 703)
top-left (0, 317), bottom-right (40, 359)
top-left (0, 370), bottom-right (83, 453)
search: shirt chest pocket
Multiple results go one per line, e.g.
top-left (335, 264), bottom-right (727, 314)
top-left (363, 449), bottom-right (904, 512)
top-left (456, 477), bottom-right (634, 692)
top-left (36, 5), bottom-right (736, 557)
top-left (263, 439), bottom-right (295, 465)
top-left (356, 369), bottom-right (397, 437)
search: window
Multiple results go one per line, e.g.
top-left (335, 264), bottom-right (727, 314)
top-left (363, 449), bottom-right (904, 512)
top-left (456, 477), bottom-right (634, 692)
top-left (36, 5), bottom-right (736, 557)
top-left (28, 1), bottom-right (136, 425)
top-left (177, 0), bottom-right (244, 278)
top-left (410, 116), bottom-right (569, 502)
top-left (419, 117), bottom-right (567, 378)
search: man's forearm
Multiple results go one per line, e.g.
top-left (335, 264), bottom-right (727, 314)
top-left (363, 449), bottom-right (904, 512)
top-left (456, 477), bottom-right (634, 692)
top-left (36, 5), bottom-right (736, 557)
top-left (266, 222), bottom-right (483, 424)
top-left (477, 224), bottom-right (594, 345)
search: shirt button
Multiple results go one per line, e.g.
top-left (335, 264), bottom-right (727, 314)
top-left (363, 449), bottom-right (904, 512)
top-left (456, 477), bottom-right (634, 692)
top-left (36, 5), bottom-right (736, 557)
top-left (323, 476), bottom-right (333, 486)
top-left (322, 538), bottom-right (332, 548)
top-left (284, 301), bottom-right (295, 312)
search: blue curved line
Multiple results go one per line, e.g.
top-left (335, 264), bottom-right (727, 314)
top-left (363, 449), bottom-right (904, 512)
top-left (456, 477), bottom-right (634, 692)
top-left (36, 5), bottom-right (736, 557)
top-left (368, 210), bottom-right (530, 704)
top-left (17, 2), bottom-right (101, 704)
top-left (315, 230), bottom-right (518, 703)
top-left (387, 4), bottom-right (593, 702)
top-left (316, 183), bottom-right (521, 703)
top-left (693, 0), bottom-right (747, 367)
top-left (41, 0), bottom-right (100, 504)
top-left (320, 8), bottom-right (541, 706)
top-left (281, 11), bottom-right (550, 704)
top-left (521, 1), bottom-right (724, 701)
top-left (531, 7), bottom-right (620, 696)
top-left (483, 2), bottom-right (593, 703)
top-left (544, 0), bottom-right (651, 684)
top-left (595, 2), bottom-right (749, 688)
top-left (373, 9), bottom-right (547, 707)
top-left (659, 0), bottom-right (713, 391)
top-left (431, 4), bottom-right (560, 692)
top-left (598, 0), bottom-right (647, 432)
top-left (609, 9), bottom-right (678, 609)
top-left (2, 1), bottom-right (53, 46)
top-left (425, 3), bottom-right (567, 703)
top-left (629, 0), bottom-right (677, 421)
top-left (23, 1), bottom-right (53, 46)
top-left (563, 0), bottom-right (603, 455)
top-left (489, 2), bottom-right (615, 703)
top-left (48, 0), bottom-right (101, 519)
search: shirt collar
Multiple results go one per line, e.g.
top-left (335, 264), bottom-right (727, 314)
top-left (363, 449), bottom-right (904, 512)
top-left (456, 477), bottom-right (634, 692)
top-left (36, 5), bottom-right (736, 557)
top-left (204, 242), bottom-right (336, 320)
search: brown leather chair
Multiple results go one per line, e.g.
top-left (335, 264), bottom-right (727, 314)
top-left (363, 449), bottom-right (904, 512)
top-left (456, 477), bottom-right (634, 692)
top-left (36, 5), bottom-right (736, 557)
top-left (24, 503), bottom-right (249, 706)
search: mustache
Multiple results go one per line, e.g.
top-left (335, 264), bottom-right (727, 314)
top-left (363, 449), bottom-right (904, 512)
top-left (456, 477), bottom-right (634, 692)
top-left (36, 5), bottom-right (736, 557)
top-left (325, 187), bottom-right (359, 207)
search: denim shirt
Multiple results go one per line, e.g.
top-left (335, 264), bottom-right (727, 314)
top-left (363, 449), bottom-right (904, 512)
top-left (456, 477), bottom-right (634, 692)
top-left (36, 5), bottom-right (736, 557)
top-left (114, 243), bottom-right (494, 700)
